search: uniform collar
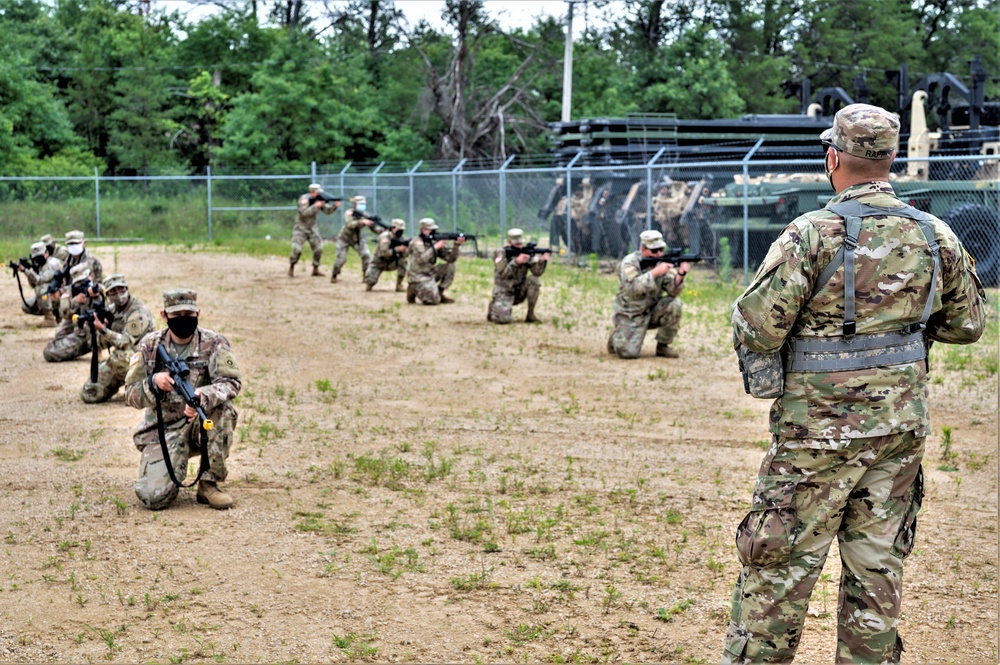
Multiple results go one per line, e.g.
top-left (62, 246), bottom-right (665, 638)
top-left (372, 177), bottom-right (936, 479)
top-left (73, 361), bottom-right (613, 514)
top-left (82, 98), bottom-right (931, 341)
top-left (828, 181), bottom-right (896, 205)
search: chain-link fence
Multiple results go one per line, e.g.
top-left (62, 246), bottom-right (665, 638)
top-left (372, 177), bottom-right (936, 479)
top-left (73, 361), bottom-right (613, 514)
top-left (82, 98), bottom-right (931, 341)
top-left (1, 152), bottom-right (996, 283)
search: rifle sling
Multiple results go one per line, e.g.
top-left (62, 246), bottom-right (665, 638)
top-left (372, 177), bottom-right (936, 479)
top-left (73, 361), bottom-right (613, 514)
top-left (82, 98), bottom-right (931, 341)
top-left (153, 359), bottom-right (209, 489)
top-left (88, 321), bottom-right (99, 384)
top-left (13, 270), bottom-right (29, 308)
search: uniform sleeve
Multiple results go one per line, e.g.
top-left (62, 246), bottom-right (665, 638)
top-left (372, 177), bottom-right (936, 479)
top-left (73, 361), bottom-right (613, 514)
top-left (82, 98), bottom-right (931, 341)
top-left (24, 268), bottom-right (39, 287)
top-left (124, 341), bottom-right (155, 409)
top-left (620, 259), bottom-right (659, 300)
top-left (662, 267), bottom-right (684, 298)
top-left (732, 220), bottom-right (817, 353)
top-left (926, 227), bottom-right (987, 344)
top-left (90, 257), bottom-right (103, 284)
top-left (200, 336), bottom-right (242, 412)
top-left (104, 307), bottom-right (154, 351)
top-left (529, 257), bottom-right (548, 277)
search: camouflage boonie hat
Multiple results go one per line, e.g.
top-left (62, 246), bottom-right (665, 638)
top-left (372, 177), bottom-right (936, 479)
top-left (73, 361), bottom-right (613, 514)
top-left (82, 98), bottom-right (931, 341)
top-left (40, 234), bottom-right (54, 245)
top-left (352, 195), bottom-right (367, 205)
top-left (640, 230), bottom-right (666, 250)
top-left (391, 218), bottom-right (406, 230)
top-left (30, 242), bottom-right (47, 258)
top-left (507, 228), bottom-right (524, 240)
top-left (308, 183), bottom-right (322, 192)
top-left (69, 263), bottom-right (91, 284)
top-left (103, 274), bottom-right (127, 291)
top-left (419, 218), bottom-right (438, 230)
top-left (820, 103), bottom-right (899, 160)
top-left (163, 288), bottom-right (198, 314)
top-left (65, 230), bottom-right (85, 244)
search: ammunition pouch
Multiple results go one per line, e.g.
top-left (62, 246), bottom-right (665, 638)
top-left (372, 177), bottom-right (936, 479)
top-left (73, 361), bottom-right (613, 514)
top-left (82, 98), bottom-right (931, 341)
top-left (735, 336), bottom-right (784, 399)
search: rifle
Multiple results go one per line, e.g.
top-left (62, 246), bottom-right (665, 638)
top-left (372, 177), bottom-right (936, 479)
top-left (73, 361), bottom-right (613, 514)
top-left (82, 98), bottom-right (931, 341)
top-left (388, 236), bottom-right (411, 253)
top-left (71, 278), bottom-right (103, 300)
top-left (73, 301), bottom-right (111, 384)
top-left (45, 265), bottom-right (71, 296)
top-left (308, 191), bottom-right (342, 207)
top-left (504, 243), bottom-right (551, 261)
top-left (638, 250), bottom-right (714, 272)
top-left (7, 259), bottom-right (30, 308)
top-left (351, 210), bottom-right (383, 228)
top-left (153, 343), bottom-right (214, 488)
top-left (428, 231), bottom-right (477, 242)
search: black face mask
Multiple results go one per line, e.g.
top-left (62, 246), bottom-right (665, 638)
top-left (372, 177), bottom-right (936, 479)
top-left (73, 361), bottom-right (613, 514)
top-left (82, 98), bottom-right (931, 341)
top-left (32, 255), bottom-right (46, 269)
top-left (394, 229), bottom-right (404, 237)
top-left (167, 315), bottom-right (198, 339)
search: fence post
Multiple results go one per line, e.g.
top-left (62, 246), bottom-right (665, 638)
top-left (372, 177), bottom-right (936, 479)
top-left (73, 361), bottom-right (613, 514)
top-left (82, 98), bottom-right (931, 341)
top-left (451, 158), bottom-right (466, 232)
top-left (741, 138), bottom-right (765, 285)
top-left (311, 161), bottom-right (316, 184)
top-left (94, 167), bottom-right (101, 239)
top-left (407, 161), bottom-right (422, 235)
top-left (499, 155), bottom-right (516, 238)
top-left (206, 166), bottom-right (212, 242)
top-left (565, 152), bottom-right (583, 259)
top-left (645, 147), bottom-right (667, 232)
top-left (339, 161), bottom-right (352, 196)
top-left (372, 162), bottom-right (385, 211)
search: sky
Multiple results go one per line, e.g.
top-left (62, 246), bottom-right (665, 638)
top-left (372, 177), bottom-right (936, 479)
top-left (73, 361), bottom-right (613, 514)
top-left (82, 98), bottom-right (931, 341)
top-left (152, 0), bottom-right (607, 38)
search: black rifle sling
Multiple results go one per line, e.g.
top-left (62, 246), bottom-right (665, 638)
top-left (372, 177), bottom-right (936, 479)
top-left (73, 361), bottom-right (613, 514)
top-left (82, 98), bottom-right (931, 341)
top-left (13, 270), bottom-right (29, 308)
top-left (88, 320), bottom-right (99, 384)
top-left (153, 355), bottom-right (210, 489)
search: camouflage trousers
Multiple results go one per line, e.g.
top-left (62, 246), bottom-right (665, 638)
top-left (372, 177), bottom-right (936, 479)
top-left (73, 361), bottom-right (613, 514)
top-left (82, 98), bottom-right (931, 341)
top-left (290, 222), bottom-right (323, 266)
top-left (364, 257), bottom-right (406, 289)
top-left (408, 262), bottom-right (456, 305)
top-left (608, 296), bottom-right (682, 359)
top-left (488, 276), bottom-right (540, 324)
top-left (43, 319), bottom-right (91, 362)
top-left (331, 237), bottom-right (371, 277)
top-left (722, 431), bottom-right (924, 664)
top-left (134, 402), bottom-right (238, 510)
top-left (80, 352), bottom-right (129, 403)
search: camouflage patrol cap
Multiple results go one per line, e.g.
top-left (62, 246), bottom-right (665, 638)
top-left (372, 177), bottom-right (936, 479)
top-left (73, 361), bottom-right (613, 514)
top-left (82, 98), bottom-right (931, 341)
top-left (69, 263), bottom-right (91, 284)
top-left (391, 218), bottom-right (406, 230)
top-left (30, 241), bottom-right (47, 258)
top-left (419, 217), bottom-right (439, 230)
top-left (507, 228), bottom-right (524, 240)
top-left (640, 230), bottom-right (666, 250)
top-left (352, 195), bottom-right (367, 205)
top-left (163, 288), bottom-right (199, 314)
top-left (103, 274), bottom-right (127, 291)
top-left (820, 103), bottom-right (899, 160)
top-left (40, 234), bottom-right (54, 245)
top-left (308, 183), bottom-right (323, 192)
top-left (65, 230), bottom-right (85, 245)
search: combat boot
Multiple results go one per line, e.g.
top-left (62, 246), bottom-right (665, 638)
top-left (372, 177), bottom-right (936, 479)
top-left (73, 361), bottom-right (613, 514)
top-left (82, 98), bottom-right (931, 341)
top-left (406, 284), bottom-right (417, 304)
top-left (330, 273), bottom-right (338, 283)
top-left (197, 480), bottom-right (233, 510)
top-left (655, 343), bottom-right (679, 358)
top-left (288, 261), bottom-right (296, 277)
top-left (365, 283), bottom-right (374, 291)
top-left (439, 291), bottom-right (455, 304)
top-left (395, 276), bottom-right (405, 292)
top-left (40, 310), bottom-right (57, 328)
top-left (607, 332), bottom-right (615, 355)
top-left (525, 304), bottom-right (540, 323)
top-left (311, 265), bottom-right (324, 277)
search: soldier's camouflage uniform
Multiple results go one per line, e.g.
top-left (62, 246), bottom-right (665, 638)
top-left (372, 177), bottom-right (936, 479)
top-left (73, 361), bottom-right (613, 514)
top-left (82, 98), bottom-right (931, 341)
top-left (331, 209), bottom-right (372, 279)
top-left (364, 229), bottom-right (407, 290)
top-left (406, 234), bottom-right (460, 305)
top-left (81, 294), bottom-right (155, 403)
top-left (124, 327), bottom-right (241, 510)
top-left (41, 234), bottom-right (69, 263)
top-left (22, 254), bottom-right (64, 317)
top-left (723, 182), bottom-right (986, 664)
top-left (58, 249), bottom-right (103, 320)
top-left (43, 271), bottom-right (97, 363)
top-left (290, 193), bottom-right (332, 268)
top-left (488, 248), bottom-right (547, 323)
top-left (608, 250), bottom-right (684, 358)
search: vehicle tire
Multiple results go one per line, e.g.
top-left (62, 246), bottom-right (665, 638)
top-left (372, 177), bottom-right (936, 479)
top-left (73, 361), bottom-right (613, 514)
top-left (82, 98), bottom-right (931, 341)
top-left (600, 214), bottom-right (627, 258)
top-left (944, 204), bottom-right (1000, 287)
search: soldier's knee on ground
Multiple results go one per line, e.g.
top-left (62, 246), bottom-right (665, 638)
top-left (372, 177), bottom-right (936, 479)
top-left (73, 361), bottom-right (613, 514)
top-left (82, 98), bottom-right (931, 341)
top-left (136, 483), bottom-right (178, 511)
top-left (80, 381), bottom-right (112, 404)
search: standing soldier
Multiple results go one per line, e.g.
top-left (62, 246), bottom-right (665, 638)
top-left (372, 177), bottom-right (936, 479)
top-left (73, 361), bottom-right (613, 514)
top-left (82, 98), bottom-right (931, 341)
top-left (40, 234), bottom-right (69, 263)
top-left (19, 241), bottom-right (63, 326)
top-left (487, 228), bottom-right (550, 324)
top-left (608, 230), bottom-right (688, 359)
top-left (124, 289), bottom-right (241, 511)
top-left (331, 195), bottom-right (374, 282)
top-left (722, 104), bottom-right (986, 664)
top-left (81, 274), bottom-right (155, 403)
top-left (364, 218), bottom-right (408, 292)
top-left (406, 218), bottom-right (465, 305)
top-left (44, 263), bottom-right (100, 362)
top-left (289, 183), bottom-right (340, 277)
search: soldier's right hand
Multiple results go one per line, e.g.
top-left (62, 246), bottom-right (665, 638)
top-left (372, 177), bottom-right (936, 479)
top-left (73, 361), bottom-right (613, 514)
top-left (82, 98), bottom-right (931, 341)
top-left (651, 262), bottom-right (673, 278)
top-left (515, 252), bottom-right (530, 264)
top-left (153, 371), bottom-right (175, 393)
top-left (434, 240), bottom-right (447, 250)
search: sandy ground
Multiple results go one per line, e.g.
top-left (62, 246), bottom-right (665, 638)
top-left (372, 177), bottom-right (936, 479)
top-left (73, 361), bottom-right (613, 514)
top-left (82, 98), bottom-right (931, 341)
top-left (0, 244), bottom-right (996, 664)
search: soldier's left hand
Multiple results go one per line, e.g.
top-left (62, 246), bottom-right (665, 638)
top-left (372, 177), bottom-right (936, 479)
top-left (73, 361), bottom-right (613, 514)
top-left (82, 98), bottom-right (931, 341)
top-left (456, 236), bottom-right (466, 245)
top-left (94, 318), bottom-right (106, 332)
top-left (183, 388), bottom-right (204, 421)
top-left (74, 292), bottom-right (87, 304)
top-left (540, 252), bottom-right (551, 262)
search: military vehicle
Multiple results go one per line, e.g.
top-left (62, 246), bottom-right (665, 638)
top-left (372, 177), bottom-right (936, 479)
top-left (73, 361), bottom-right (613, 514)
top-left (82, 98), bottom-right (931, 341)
top-left (541, 57), bottom-right (999, 284)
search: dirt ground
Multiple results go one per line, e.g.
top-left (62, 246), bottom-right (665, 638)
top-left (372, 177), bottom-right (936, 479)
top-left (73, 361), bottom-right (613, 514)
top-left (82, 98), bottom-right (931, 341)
top-left (0, 244), bottom-right (996, 665)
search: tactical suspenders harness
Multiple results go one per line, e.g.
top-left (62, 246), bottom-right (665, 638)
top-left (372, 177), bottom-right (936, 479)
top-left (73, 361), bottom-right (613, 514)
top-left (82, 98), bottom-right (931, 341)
top-left (785, 200), bottom-right (940, 373)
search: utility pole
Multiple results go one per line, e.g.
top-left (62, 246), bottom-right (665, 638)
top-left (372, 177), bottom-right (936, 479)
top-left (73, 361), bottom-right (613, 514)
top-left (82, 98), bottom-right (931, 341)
top-left (561, 1), bottom-right (581, 122)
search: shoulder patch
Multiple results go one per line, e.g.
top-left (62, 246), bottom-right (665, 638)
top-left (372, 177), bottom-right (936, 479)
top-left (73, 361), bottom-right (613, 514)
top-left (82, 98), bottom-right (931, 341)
top-left (129, 352), bottom-right (141, 366)
top-left (216, 348), bottom-right (240, 379)
top-left (622, 263), bottom-right (639, 278)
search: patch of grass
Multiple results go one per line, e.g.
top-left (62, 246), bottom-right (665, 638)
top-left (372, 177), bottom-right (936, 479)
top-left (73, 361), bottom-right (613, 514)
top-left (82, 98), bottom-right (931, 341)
top-left (51, 448), bottom-right (85, 462)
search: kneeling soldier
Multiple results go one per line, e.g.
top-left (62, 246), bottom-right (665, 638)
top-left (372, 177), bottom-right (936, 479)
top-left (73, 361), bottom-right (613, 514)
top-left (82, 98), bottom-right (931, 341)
top-left (406, 218), bottom-right (464, 305)
top-left (81, 274), bottom-right (155, 403)
top-left (124, 289), bottom-right (241, 510)
top-left (488, 228), bottom-right (549, 324)
top-left (364, 218), bottom-right (408, 292)
top-left (20, 241), bottom-right (63, 326)
top-left (43, 263), bottom-right (99, 362)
